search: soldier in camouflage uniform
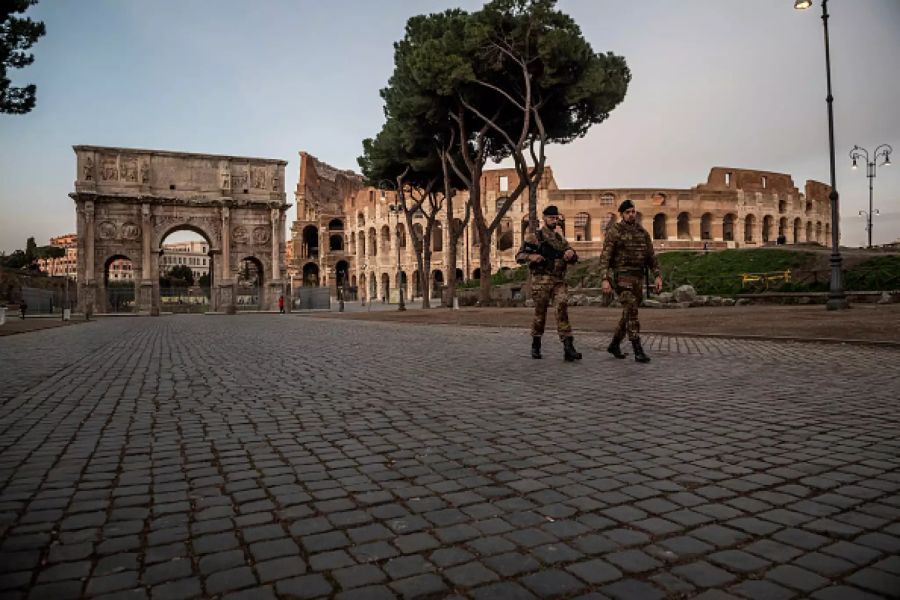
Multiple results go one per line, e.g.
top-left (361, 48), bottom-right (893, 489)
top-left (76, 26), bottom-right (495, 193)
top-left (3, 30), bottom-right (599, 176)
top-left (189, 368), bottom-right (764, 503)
top-left (516, 205), bottom-right (582, 362)
top-left (598, 199), bottom-right (662, 363)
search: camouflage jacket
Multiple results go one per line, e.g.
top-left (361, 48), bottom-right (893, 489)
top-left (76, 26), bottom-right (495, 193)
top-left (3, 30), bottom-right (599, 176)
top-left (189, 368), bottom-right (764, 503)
top-left (516, 226), bottom-right (576, 278)
top-left (598, 220), bottom-right (661, 283)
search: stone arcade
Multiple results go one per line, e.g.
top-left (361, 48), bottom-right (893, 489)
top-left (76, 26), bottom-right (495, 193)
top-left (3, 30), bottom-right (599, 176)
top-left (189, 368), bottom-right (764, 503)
top-left (289, 151), bottom-right (833, 303)
top-left (71, 146), bottom-right (289, 314)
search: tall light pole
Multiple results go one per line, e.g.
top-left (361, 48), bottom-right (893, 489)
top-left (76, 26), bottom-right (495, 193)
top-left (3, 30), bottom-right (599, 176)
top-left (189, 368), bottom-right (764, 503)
top-left (379, 180), bottom-right (406, 311)
top-left (388, 204), bottom-right (407, 311)
top-left (850, 144), bottom-right (892, 248)
top-left (795, 0), bottom-right (847, 310)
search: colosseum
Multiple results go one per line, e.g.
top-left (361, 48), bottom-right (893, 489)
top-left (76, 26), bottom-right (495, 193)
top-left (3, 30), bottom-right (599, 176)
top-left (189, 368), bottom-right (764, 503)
top-left (288, 151), bottom-right (832, 302)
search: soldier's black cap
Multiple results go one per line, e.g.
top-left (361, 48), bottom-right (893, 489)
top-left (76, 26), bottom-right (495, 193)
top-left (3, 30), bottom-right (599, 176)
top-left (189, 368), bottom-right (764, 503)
top-left (542, 205), bottom-right (560, 216)
top-left (618, 199), bottom-right (635, 213)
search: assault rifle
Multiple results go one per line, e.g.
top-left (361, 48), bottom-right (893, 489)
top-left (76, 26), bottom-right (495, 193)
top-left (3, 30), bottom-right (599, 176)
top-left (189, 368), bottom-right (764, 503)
top-left (522, 236), bottom-right (569, 265)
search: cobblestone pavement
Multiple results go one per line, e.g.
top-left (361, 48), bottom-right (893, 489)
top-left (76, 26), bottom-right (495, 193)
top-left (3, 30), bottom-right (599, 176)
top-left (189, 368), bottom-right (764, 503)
top-left (1, 316), bottom-right (899, 600)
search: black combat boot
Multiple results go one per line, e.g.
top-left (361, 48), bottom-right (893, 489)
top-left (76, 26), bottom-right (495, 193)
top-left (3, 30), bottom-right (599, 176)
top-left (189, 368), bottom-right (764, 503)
top-left (632, 338), bottom-right (650, 363)
top-left (607, 336), bottom-right (628, 359)
top-left (531, 336), bottom-right (542, 359)
top-left (563, 338), bottom-right (582, 362)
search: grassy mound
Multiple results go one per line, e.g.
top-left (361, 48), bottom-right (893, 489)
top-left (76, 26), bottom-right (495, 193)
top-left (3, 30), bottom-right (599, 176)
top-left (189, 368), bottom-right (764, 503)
top-left (458, 249), bottom-right (900, 295)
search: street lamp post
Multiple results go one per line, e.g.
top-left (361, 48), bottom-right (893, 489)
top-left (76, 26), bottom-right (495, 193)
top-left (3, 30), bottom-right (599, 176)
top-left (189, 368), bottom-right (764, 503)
top-left (795, 0), bottom-right (848, 310)
top-left (378, 180), bottom-right (406, 311)
top-left (850, 144), bottom-right (892, 248)
top-left (388, 204), bottom-right (406, 311)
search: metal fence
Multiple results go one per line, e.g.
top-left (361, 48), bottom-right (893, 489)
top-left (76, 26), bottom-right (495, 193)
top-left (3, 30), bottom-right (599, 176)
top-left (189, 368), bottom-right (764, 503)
top-left (160, 287), bottom-right (210, 313)
top-left (295, 287), bottom-right (331, 310)
top-left (21, 287), bottom-right (72, 314)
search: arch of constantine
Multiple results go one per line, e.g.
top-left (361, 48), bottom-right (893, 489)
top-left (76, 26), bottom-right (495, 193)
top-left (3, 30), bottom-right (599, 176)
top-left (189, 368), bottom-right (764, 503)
top-left (71, 146), bottom-right (289, 315)
top-left (288, 151), bottom-right (832, 302)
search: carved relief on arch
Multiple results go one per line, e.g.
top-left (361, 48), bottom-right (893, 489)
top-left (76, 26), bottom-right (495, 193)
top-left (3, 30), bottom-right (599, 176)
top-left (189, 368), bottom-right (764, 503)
top-left (83, 156), bottom-right (95, 181)
top-left (121, 222), bottom-right (140, 240)
top-left (100, 155), bottom-right (118, 181)
top-left (98, 221), bottom-right (117, 240)
top-left (232, 226), bottom-right (249, 244)
top-left (122, 156), bottom-right (139, 182)
top-left (252, 226), bottom-right (271, 245)
top-left (250, 167), bottom-right (267, 190)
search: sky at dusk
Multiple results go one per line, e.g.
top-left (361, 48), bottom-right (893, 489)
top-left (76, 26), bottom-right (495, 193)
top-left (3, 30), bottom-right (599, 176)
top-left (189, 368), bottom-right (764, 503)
top-left (1, 0), bottom-right (899, 252)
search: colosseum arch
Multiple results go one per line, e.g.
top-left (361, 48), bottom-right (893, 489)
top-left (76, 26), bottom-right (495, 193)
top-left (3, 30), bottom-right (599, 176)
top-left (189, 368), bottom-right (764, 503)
top-left (368, 227), bottom-right (378, 256)
top-left (677, 212), bottom-right (691, 240)
top-left (71, 146), bottom-right (287, 315)
top-left (806, 221), bottom-right (813, 241)
top-left (744, 214), bottom-right (757, 243)
top-left (723, 214), bottom-right (736, 242)
top-left (497, 219), bottom-right (514, 251)
top-left (793, 217), bottom-right (802, 243)
top-left (433, 222), bottom-right (444, 252)
top-left (762, 215), bottom-right (774, 243)
top-left (701, 213), bottom-right (713, 240)
top-left (380, 225), bottom-right (391, 254)
top-left (328, 219), bottom-right (344, 251)
top-left (653, 214), bottom-right (667, 240)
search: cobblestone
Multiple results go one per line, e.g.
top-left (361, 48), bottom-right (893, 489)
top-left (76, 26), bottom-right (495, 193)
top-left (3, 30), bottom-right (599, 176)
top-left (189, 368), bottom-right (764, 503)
top-left (0, 316), bottom-right (898, 599)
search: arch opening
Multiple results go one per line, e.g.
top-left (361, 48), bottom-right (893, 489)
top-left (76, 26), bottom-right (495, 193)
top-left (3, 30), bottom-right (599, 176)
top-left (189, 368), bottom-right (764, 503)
top-left (104, 254), bottom-right (136, 313)
top-left (237, 256), bottom-right (264, 310)
top-left (653, 214), bottom-right (667, 240)
top-left (159, 228), bottom-right (212, 312)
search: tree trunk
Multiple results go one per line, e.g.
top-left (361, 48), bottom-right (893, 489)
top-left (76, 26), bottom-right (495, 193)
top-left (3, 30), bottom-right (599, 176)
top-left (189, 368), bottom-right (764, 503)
top-left (413, 242), bottom-right (427, 308)
top-left (422, 246), bottom-right (432, 309)
top-left (445, 195), bottom-right (457, 308)
top-left (528, 178), bottom-right (540, 233)
top-left (419, 215), bottom-right (436, 309)
top-left (477, 230), bottom-right (492, 305)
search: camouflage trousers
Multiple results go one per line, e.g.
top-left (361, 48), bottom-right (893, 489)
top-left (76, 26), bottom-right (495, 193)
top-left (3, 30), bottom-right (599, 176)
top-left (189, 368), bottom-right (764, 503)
top-left (530, 275), bottom-right (572, 340)
top-left (614, 275), bottom-right (643, 342)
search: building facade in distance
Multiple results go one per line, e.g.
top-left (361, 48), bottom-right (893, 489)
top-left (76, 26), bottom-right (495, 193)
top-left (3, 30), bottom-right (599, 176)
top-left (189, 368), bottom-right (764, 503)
top-left (38, 235), bottom-right (212, 284)
top-left (288, 152), bottom-right (832, 302)
top-left (159, 240), bottom-right (210, 282)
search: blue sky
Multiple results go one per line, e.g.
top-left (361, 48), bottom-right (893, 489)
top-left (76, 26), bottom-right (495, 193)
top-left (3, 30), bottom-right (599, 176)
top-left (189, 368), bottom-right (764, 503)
top-left (1, 0), bottom-right (899, 251)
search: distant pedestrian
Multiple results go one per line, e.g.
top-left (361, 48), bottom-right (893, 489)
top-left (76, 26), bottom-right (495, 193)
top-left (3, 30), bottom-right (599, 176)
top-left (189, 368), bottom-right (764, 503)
top-left (19, 300), bottom-right (27, 320)
top-left (278, 294), bottom-right (285, 314)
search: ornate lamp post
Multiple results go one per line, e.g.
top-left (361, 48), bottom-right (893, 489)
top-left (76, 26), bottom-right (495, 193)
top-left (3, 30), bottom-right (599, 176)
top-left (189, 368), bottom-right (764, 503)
top-left (850, 144), bottom-right (892, 248)
top-left (795, 0), bottom-right (848, 310)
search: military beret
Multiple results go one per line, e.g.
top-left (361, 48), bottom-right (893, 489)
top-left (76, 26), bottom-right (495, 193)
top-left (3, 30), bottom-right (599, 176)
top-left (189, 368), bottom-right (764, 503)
top-left (542, 205), bottom-right (560, 216)
top-left (618, 199), bottom-right (635, 213)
